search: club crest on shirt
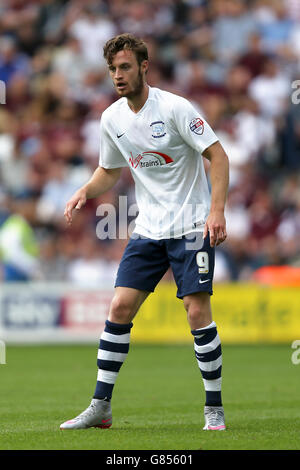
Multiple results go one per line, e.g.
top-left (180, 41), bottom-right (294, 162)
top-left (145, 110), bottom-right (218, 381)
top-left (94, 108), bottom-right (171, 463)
top-left (189, 118), bottom-right (204, 135)
top-left (150, 121), bottom-right (166, 138)
top-left (129, 151), bottom-right (173, 169)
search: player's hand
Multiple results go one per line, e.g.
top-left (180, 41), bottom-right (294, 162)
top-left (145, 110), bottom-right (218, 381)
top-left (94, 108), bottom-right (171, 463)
top-left (64, 188), bottom-right (87, 225)
top-left (203, 210), bottom-right (227, 247)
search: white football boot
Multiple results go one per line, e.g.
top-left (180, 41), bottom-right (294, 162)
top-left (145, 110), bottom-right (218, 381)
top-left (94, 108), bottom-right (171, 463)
top-left (60, 398), bottom-right (112, 430)
top-left (203, 405), bottom-right (226, 430)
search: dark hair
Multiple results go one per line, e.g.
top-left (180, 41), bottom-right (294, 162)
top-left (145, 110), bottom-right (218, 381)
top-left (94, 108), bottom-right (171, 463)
top-left (103, 33), bottom-right (148, 66)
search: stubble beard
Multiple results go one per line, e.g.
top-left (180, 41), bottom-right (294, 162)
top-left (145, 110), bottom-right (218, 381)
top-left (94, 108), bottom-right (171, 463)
top-left (116, 68), bottom-right (144, 100)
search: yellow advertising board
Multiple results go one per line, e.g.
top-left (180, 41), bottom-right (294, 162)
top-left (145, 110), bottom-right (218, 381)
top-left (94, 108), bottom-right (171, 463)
top-left (131, 283), bottom-right (300, 344)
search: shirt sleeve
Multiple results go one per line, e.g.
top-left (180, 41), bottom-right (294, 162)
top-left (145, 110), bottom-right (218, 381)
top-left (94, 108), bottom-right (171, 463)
top-left (99, 114), bottom-right (128, 169)
top-left (172, 96), bottom-right (219, 154)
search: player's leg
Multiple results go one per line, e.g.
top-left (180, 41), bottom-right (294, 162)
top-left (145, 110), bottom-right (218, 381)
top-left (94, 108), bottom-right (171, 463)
top-left (168, 233), bottom-right (225, 430)
top-left (183, 291), bottom-right (224, 414)
top-left (60, 236), bottom-right (169, 430)
top-left (93, 287), bottom-right (149, 402)
top-left (60, 287), bottom-right (148, 430)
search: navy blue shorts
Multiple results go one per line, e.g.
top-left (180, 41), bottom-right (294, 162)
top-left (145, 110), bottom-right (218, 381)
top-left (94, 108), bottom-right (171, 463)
top-left (115, 233), bottom-right (215, 299)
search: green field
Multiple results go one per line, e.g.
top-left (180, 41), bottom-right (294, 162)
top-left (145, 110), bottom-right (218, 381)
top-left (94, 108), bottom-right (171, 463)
top-left (0, 343), bottom-right (299, 450)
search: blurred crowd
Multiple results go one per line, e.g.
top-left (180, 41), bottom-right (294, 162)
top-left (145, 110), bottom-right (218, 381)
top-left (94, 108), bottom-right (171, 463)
top-left (0, 0), bottom-right (299, 286)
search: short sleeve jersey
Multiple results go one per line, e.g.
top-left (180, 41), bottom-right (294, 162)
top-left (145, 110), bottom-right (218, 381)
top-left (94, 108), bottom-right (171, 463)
top-left (99, 86), bottom-right (219, 239)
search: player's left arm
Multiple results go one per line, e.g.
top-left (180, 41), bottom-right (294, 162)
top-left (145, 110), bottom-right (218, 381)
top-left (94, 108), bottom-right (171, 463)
top-left (202, 141), bottom-right (229, 247)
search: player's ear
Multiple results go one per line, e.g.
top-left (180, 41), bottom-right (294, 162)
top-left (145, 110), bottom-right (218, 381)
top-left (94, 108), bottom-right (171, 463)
top-left (141, 60), bottom-right (149, 75)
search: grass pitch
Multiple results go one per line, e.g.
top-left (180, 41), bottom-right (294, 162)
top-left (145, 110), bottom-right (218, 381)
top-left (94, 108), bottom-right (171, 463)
top-left (0, 343), bottom-right (299, 450)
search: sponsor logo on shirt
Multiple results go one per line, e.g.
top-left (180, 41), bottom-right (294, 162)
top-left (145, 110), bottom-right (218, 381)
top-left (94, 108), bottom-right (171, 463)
top-left (150, 120), bottom-right (166, 138)
top-left (129, 151), bottom-right (173, 169)
top-left (189, 118), bottom-right (204, 135)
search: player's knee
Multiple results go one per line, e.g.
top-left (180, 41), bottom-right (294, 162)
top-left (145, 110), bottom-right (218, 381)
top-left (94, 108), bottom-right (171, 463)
top-left (186, 306), bottom-right (207, 326)
top-left (184, 293), bottom-right (211, 328)
top-left (109, 295), bottom-right (134, 324)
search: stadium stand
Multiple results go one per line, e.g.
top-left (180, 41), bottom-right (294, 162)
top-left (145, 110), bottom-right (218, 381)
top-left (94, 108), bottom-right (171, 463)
top-left (0, 0), bottom-right (299, 284)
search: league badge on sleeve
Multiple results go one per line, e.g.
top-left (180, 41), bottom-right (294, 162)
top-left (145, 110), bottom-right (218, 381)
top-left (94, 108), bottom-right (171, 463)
top-left (189, 118), bottom-right (204, 135)
top-left (150, 121), bottom-right (166, 138)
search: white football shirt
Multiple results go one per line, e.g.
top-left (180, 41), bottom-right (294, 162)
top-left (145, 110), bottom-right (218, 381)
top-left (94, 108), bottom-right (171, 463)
top-left (99, 86), bottom-right (219, 239)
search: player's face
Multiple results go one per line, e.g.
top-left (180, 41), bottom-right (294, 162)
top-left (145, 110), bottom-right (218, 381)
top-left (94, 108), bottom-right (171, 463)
top-left (108, 49), bottom-right (148, 99)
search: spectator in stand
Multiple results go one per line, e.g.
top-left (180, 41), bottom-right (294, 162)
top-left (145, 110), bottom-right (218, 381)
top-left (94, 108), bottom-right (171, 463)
top-left (81, 94), bottom-right (112, 165)
top-left (0, 36), bottom-right (31, 85)
top-left (257, 0), bottom-right (294, 55)
top-left (69, 4), bottom-right (117, 69)
top-left (280, 97), bottom-right (300, 170)
top-left (36, 160), bottom-right (92, 224)
top-left (212, 0), bottom-right (258, 65)
top-left (0, 196), bottom-right (39, 281)
top-left (237, 32), bottom-right (270, 78)
top-left (36, 232), bottom-right (68, 281)
top-left (248, 56), bottom-right (290, 118)
top-left (51, 36), bottom-right (96, 91)
top-left (66, 235), bottom-right (119, 288)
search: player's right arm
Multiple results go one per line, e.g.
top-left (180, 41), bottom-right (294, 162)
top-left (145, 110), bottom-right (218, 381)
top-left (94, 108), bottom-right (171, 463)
top-left (64, 166), bottom-right (122, 225)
